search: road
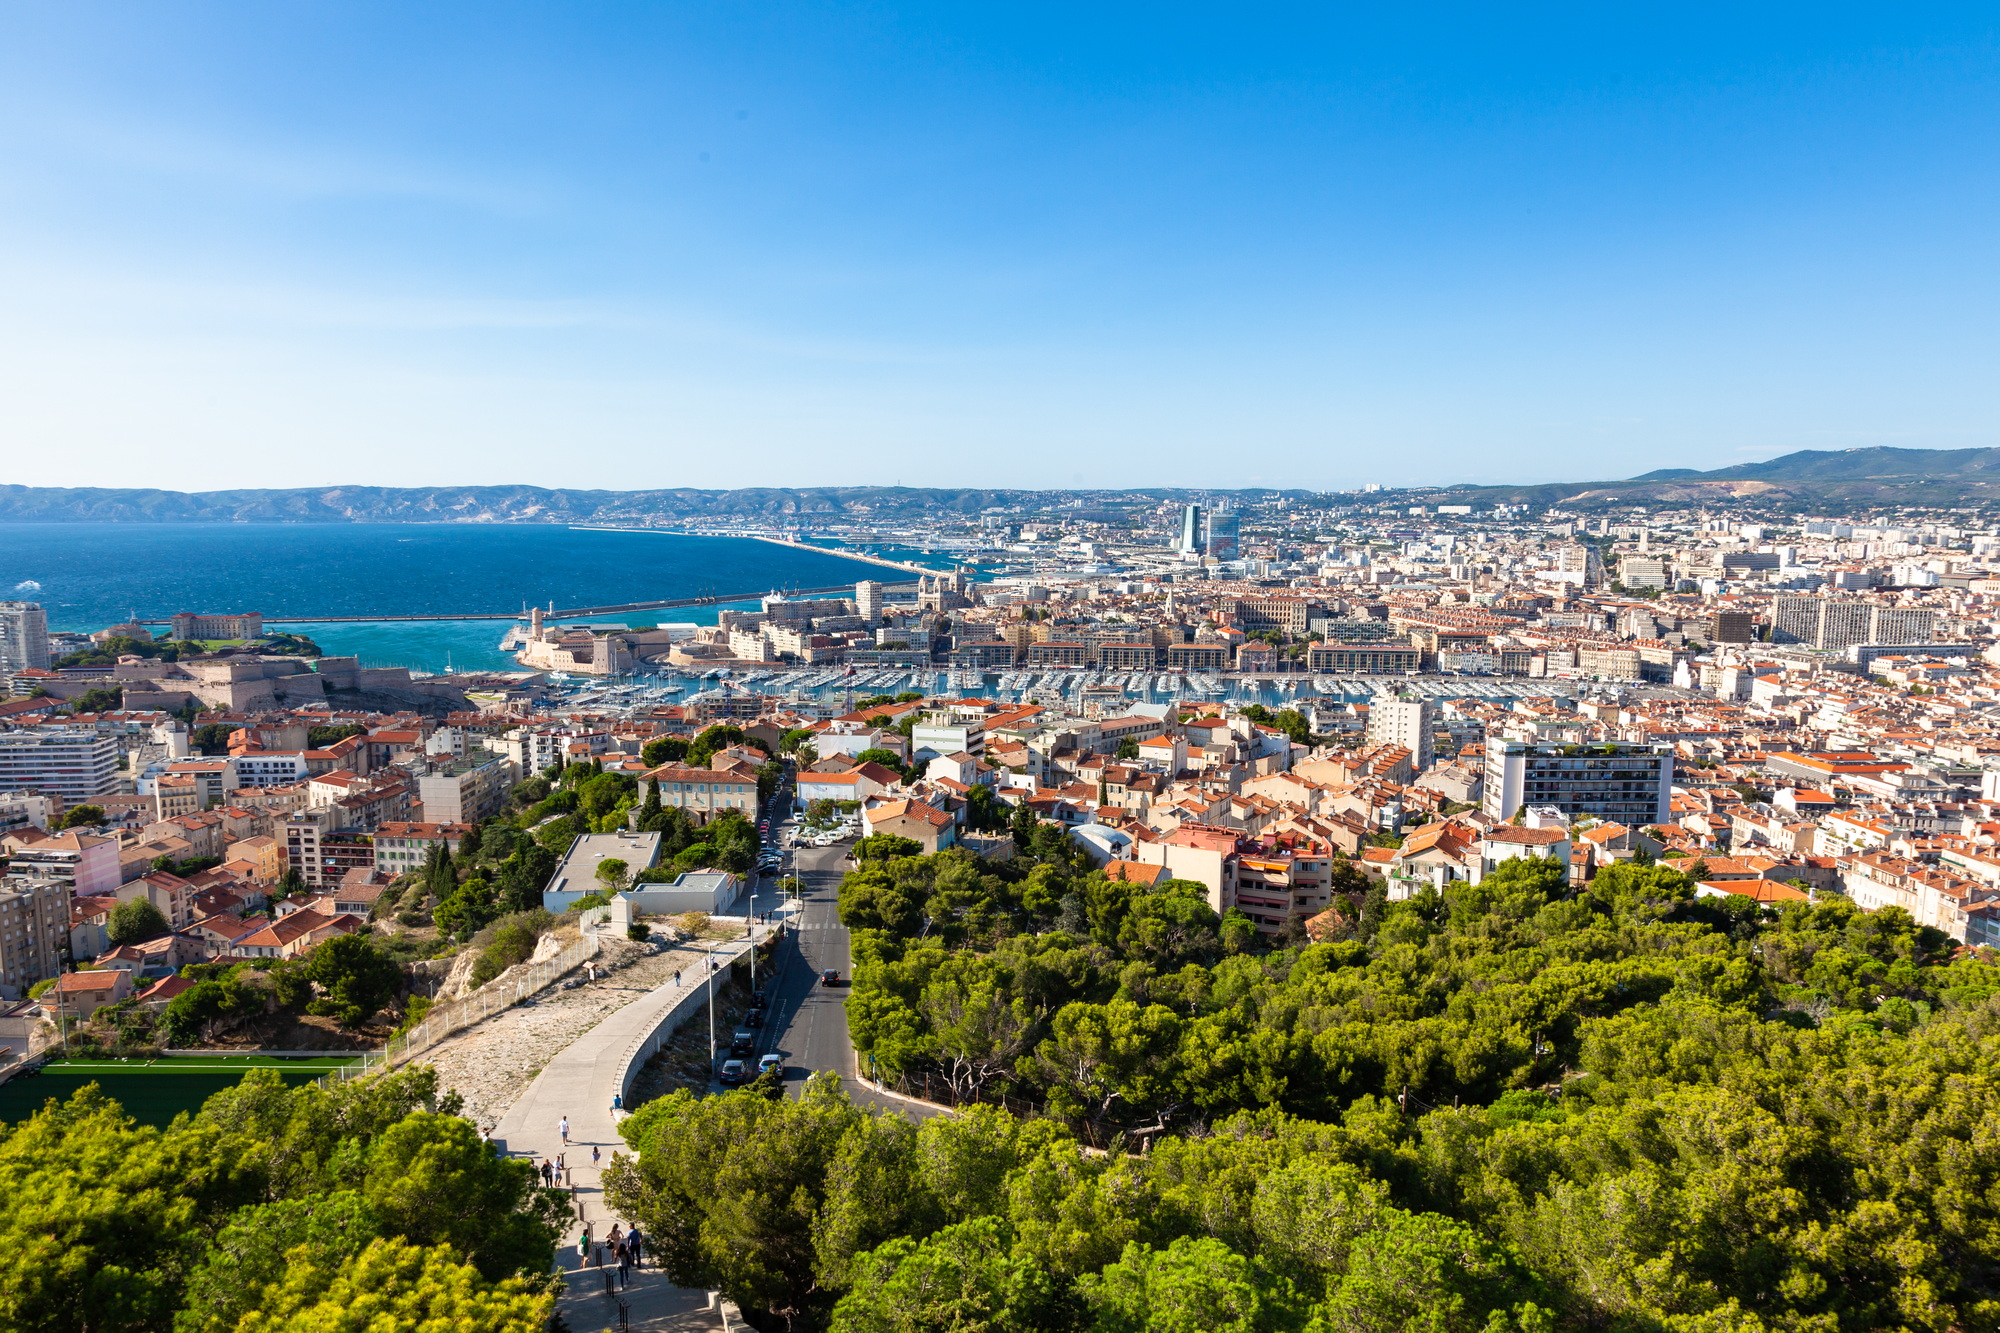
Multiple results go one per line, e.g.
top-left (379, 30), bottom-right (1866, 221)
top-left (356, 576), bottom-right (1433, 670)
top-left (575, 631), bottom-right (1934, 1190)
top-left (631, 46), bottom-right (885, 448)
top-left (749, 837), bottom-right (943, 1119)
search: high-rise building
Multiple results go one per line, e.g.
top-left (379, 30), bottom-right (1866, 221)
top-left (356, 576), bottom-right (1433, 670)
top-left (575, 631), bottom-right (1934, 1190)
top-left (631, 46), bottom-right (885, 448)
top-left (1366, 698), bottom-right (1434, 771)
top-left (1177, 505), bottom-right (1206, 556)
top-left (0, 875), bottom-right (68, 999)
top-left (1553, 545), bottom-right (1604, 588)
top-left (1770, 597), bottom-right (1940, 651)
top-left (0, 601), bottom-right (50, 673)
top-left (855, 581), bottom-right (883, 624)
top-left (0, 732), bottom-right (118, 803)
top-left (1482, 738), bottom-right (1673, 826)
top-left (1205, 506), bottom-right (1241, 562)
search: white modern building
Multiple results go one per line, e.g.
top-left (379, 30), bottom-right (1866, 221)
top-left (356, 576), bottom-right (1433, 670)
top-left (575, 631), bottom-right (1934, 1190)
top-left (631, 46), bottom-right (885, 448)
top-left (1482, 737), bottom-right (1673, 827)
top-left (0, 731), bottom-right (118, 803)
top-left (1366, 698), bottom-right (1434, 772)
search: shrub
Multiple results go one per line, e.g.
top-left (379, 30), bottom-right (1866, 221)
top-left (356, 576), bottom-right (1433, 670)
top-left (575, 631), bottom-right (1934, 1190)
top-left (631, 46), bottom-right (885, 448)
top-left (468, 910), bottom-right (553, 989)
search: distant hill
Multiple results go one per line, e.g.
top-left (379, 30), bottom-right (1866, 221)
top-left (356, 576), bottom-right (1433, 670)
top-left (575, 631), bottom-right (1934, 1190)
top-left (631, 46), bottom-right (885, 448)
top-left (1417, 446), bottom-right (2000, 512)
top-left (4, 449), bottom-right (2000, 522)
top-left (0, 484), bottom-right (1312, 524)
top-left (1629, 447), bottom-right (2000, 483)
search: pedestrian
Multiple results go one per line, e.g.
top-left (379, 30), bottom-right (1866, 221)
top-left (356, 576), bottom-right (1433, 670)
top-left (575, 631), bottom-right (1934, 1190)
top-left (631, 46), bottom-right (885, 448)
top-left (611, 1092), bottom-right (622, 1112)
top-left (674, 969), bottom-right (682, 986)
top-left (577, 1225), bottom-right (591, 1263)
top-left (628, 1226), bottom-right (645, 1269)
top-left (559, 1115), bottom-right (570, 1145)
top-left (591, 1143), bottom-right (601, 1167)
top-left (618, 1239), bottom-right (632, 1287)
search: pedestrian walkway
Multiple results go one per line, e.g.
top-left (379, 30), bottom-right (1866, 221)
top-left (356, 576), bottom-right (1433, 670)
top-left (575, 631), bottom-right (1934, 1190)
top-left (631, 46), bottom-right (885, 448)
top-left (495, 933), bottom-right (766, 1332)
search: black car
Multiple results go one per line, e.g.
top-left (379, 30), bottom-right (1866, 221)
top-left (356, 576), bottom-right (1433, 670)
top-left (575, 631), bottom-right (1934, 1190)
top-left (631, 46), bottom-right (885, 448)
top-left (821, 968), bottom-right (840, 986)
top-left (730, 1028), bottom-right (757, 1055)
top-left (719, 1059), bottom-right (747, 1086)
top-left (741, 1008), bottom-right (763, 1028)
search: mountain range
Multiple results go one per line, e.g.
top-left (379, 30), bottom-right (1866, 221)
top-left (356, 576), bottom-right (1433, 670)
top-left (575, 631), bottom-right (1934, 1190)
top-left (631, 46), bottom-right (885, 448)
top-left (0, 448), bottom-right (1996, 521)
top-left (1420, 447), bottom-right (2000, 510)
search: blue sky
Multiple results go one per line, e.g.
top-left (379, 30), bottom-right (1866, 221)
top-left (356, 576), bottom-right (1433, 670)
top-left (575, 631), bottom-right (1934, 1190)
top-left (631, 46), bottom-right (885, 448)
top-left (2, 4), bottom-right (1997, 491)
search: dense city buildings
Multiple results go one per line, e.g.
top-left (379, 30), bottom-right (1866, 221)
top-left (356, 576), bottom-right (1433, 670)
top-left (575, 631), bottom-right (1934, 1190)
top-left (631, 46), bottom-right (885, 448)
top-left (6, 494), bottom-right (2000, 1015)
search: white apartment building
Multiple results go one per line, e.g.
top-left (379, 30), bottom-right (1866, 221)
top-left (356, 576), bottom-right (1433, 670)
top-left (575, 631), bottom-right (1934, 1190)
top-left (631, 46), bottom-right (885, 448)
top-left (0, 601), bottom-right (50, 674)
top-left (232, 753), bottom-right (311, 787)
top-left (1366, 699), bottom-right (1434, 772)
top-left (0, 731), bottom-right (118, 803)
top-left (1770, 597), bottom-right (1940, 651)
top-left (415, 749), bottom-right (516, 825)
top-left (1482, 737), bottom-right (1674, 827)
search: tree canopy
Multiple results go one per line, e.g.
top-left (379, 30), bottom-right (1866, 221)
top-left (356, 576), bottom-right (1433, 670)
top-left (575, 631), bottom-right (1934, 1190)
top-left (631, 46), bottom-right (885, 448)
top-left (106, 899), bottom-right (170, 946)
top-left (0, 1067), bottom-right (560, 1333)
top-left (599, 839), bottom-right (2000, 1332)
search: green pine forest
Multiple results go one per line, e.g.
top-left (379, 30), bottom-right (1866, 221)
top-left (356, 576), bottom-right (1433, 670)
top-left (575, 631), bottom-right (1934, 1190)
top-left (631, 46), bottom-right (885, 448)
top-left (605, 842), bottom-right (2000, 1333)
top-left (0, 1068), bottom-right (564, 1332)
top-left (16, 818), bottom-right (2000, 1332)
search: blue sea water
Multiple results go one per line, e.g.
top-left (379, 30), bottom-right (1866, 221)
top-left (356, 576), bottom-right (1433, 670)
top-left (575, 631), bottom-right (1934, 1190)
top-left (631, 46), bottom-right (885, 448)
top-left (0, 524), bottom-right (918, 673)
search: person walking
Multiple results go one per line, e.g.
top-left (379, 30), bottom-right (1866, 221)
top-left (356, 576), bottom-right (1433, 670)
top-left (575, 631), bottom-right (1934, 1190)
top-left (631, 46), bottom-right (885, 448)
top-left (674, 969), bottom-right (682, 986)
top-left (591, 1143), bottom-right (601, 1167)
top-left (576, 1225), bottom-right (591, 1264)
top-left (559, 1115), bottom-right (570, 1145)
top-left (627, 1226), bottom-right (644, 1270)
top-left (618, 1238), bottom-right (632, 1288)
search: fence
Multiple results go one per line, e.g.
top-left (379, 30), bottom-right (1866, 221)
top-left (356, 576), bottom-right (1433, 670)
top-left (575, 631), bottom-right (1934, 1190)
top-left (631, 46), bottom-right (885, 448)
top-left (321, 933), bottom-right (602, 1084)
top-left (611, 928), bottom-right (770, 1105)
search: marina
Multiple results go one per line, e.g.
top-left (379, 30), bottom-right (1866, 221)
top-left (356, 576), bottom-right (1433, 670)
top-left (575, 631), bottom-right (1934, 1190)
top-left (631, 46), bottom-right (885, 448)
top-left (529, 662), bottom-right (1603, 718)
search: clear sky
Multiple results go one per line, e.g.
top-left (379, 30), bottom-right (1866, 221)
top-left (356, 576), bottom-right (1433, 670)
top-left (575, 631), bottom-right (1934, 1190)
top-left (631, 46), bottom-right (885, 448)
top-left (3, 4), bottom-right (1997, 492)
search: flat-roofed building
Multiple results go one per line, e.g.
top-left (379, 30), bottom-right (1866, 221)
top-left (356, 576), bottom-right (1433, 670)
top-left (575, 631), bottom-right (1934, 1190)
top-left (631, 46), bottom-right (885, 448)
top-left (0, 731), bottom-right (117, 803)
top-left (1482, 738), bottom-right (1673, 826)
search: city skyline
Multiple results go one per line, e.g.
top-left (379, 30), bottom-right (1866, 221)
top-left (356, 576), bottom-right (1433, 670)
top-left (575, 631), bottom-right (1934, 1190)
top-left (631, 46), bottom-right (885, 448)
top-left (4, 6), bottom-right (1999, 490)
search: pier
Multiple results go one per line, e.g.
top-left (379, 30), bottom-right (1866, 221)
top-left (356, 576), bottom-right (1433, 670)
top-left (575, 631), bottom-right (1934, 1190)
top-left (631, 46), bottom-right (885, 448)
top-left (129, 582), bottom-right (918, 626)
top-left (566, 524), bottom-right (955, 578)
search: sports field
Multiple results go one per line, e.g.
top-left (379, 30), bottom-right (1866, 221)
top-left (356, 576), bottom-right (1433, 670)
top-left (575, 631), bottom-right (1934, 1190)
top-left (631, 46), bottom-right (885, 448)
top-left (0, 1054), bottom-right (362, 1127)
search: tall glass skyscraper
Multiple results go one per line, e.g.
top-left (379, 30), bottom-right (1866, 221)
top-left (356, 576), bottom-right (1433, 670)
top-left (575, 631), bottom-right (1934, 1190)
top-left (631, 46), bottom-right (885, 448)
top-left (1205, 506), bottom-right (1241, 561)
top-left (1177, 504), bottom-right (1205, 555)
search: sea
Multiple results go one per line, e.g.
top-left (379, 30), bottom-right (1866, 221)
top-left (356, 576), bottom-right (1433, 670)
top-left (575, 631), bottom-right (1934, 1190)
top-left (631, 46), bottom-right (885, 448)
top-left (0, 523), bottom-right (923, 673)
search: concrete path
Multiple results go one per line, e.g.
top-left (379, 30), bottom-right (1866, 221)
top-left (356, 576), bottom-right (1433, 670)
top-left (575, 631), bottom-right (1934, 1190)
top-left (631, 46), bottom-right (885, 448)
top-left (495, 931), bottom-right (763, 1333)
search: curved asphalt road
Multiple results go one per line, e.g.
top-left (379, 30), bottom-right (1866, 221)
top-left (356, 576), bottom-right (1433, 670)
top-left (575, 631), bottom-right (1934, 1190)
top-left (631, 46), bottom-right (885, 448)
top-left (753, 837), bottom-right (942, 1119)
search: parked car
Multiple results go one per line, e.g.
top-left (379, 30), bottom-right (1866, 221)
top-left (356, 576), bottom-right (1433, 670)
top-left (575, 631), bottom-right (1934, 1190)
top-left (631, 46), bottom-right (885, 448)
top-left (719, 1059), bottom-right (747, 1086)
top-left (730, 1028), bottom-right (757, 1055)
top-left (757, 1053), bottom-right (784, 1078)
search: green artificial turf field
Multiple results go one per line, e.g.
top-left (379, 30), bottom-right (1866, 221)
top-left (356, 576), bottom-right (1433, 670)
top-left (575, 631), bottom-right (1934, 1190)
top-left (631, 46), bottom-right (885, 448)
top-left (0, 1054), bottom-right (361, 1127)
